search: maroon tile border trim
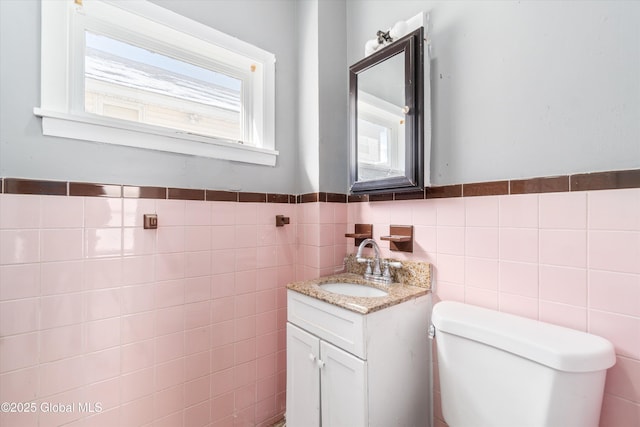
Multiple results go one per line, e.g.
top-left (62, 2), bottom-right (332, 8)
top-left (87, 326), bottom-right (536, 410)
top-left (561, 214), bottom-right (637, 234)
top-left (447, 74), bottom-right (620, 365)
top-left (394, 190), bottom-right (426, 201)
top-left (298, 193), bottom-right (319, 203)
top-left (347, 194), bottom-right (369, 203)
top-left (510, 176), bottom-right (569, 195)
top-left (123, 185), bottom-right (167, 199)
top-left (571, 169), bottom-right (640, 192)
top-left (2, 169), bottom-right (638, 203)
top-left (368, 193), bottom-right (394, 202)
top-left (206, 190), bottom-right (238, 202)
top-left (69, 182), bottom-right (121, 197)
top-left (168, 188), bottom-right (205, 201)
top-left (324, 193), bottom-right (348, 203)
top-left (239, 192), bottom-right (267, 203)
top-left (268, 193), bottom-right (290, 204)
top-left (4, 178), bottom-right (67, 196)
top-left (301, 192), bottom-right (349, 203)
top-left (463, 180), bottom-right (509, 197)
top-left (427, 185), bottom-right (462, 199)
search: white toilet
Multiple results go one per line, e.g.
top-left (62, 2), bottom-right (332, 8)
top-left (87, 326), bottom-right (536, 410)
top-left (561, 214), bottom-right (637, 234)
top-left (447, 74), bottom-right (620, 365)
top-left (431, 301), bottom-right (616, 427)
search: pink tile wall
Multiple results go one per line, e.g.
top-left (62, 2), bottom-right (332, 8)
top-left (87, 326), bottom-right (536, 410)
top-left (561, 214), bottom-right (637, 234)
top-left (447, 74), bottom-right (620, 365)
top-left (2, 188), bottom-right (637, 427)
top-left (348, 188), bottom-right (640, 427)
top-left (0, 194), bottom-right (291, 427)
top-left (296, 202), bottom-right (348, 281)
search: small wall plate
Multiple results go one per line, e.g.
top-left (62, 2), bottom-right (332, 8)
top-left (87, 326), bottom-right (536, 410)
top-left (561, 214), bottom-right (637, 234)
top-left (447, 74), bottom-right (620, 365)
top-left (381, 225), bottom-right (413, 252)
top-left (345, 224), bottom-right (373, 246)
top-left (143, 214), bottom-right (158, 229)
top-left (276, 215), bottom-right (290, 227)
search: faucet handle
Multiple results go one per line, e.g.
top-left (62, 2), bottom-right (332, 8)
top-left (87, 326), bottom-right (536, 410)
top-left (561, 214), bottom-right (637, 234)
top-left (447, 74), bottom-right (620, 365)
top-left (381, 260), bottom-right (392, 279)
top-left (364, 259), bottom-right (373, 275)
top-left (387, 261), bottom-right (402, 269)
top-left (356, 257), bottom-right (368, 263)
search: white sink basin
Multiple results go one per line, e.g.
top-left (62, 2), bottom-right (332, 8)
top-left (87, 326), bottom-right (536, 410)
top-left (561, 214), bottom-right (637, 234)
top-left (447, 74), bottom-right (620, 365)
top-left (319, 282), bottom-right (388, 298)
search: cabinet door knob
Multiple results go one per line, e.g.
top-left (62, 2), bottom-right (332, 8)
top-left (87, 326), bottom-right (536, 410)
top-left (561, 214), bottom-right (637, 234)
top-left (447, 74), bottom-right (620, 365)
top-left (308, 353), bottom-right (316, 362)
top-left (316, 359), bottom-right (325, 369)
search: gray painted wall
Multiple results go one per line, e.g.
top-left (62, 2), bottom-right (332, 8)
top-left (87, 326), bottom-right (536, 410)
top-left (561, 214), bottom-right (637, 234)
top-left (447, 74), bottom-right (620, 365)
top-left (318, 0), bottom-right (349, 194)
top-left (346, 0), bottom-right (640, 186)
top-left (2, 1), bottom-right (638, 194)
top-left (296, 0), bottom-right (321, 194)
top-left (0, 0), bottom-right (299, 194)
top-left (296, 0), bottom-right (349, 195)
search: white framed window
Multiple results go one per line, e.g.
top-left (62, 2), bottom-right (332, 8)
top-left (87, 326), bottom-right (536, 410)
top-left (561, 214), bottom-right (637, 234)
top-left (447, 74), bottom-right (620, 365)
top-left (35, 0), bottom-right (277, 166)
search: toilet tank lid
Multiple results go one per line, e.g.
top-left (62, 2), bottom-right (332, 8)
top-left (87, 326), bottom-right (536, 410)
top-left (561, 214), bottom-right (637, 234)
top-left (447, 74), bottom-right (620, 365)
top-left (432, 301), bottom-right (616, 372)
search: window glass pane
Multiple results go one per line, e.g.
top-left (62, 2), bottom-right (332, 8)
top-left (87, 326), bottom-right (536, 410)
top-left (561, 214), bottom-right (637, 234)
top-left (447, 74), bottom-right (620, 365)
top-left (84, 31), bottom-right (243, 142)
top-left (358, 118), bottom-right (389, 165)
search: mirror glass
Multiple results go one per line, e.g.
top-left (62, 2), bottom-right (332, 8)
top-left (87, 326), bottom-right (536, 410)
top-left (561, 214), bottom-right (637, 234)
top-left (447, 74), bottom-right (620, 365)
top-left (349, 27), bottom-right (424, 195)
top-left (356, 52), bottom-right (405, 182)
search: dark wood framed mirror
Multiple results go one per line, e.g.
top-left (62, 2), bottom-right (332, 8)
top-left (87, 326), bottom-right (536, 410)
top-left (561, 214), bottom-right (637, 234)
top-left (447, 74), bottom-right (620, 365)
top-left (349, 27), bottom-right (424, 195)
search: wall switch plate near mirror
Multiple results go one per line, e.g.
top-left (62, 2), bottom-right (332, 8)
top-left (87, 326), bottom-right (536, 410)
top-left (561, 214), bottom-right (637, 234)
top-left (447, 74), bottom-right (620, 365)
top-left (349, 13), bottom-right (431, 195)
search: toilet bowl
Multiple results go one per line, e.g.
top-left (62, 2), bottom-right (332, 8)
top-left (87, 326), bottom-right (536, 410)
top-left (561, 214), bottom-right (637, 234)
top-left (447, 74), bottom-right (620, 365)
top-left (431, 301), bottom-right (616, 427)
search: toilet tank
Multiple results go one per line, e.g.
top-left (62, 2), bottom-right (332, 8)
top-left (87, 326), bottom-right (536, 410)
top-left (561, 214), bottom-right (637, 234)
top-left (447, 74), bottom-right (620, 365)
top-left (431, 301), bottom-right (616, 427)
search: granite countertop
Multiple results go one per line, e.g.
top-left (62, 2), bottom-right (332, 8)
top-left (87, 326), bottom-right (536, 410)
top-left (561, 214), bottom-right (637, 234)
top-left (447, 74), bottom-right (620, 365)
top-left (286, 272), bottom-right (429, 315)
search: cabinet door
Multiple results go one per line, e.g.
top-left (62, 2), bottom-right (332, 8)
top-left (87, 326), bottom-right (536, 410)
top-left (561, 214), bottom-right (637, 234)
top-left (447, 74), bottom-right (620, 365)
top-left (320, 341), bottom-right (367, 427)
top-left (287, 323), bottom-right (321, 427)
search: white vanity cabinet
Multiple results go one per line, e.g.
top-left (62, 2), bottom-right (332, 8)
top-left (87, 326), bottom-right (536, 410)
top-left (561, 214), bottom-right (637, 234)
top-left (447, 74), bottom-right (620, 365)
top-left (286, 290), bottom-right (430, 427)
top-left (287, 324), bottom-right (367, 426)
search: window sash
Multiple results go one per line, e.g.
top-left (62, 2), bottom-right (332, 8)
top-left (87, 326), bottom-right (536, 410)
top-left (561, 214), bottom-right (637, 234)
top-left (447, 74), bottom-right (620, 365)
top-left (80, 29), bottom-right (248, 143)
top-left (37, 0), bottom-right (277, 165)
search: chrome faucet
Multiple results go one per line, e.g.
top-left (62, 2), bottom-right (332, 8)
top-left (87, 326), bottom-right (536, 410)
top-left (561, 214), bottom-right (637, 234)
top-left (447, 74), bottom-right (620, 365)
top-left (355, 238), bottom-right (402, 285)
top-left (356, 238), bottom-right (382, 276)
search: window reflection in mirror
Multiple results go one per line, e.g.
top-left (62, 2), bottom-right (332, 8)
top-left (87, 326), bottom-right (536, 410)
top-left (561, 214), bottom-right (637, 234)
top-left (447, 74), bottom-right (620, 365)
top-left (356, 51), bottom-right (405, 182)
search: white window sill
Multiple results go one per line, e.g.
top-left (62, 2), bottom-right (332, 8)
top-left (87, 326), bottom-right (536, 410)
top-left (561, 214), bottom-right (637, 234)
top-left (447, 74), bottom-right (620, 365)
top-left (33, 108), bottom-right (278, 167)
